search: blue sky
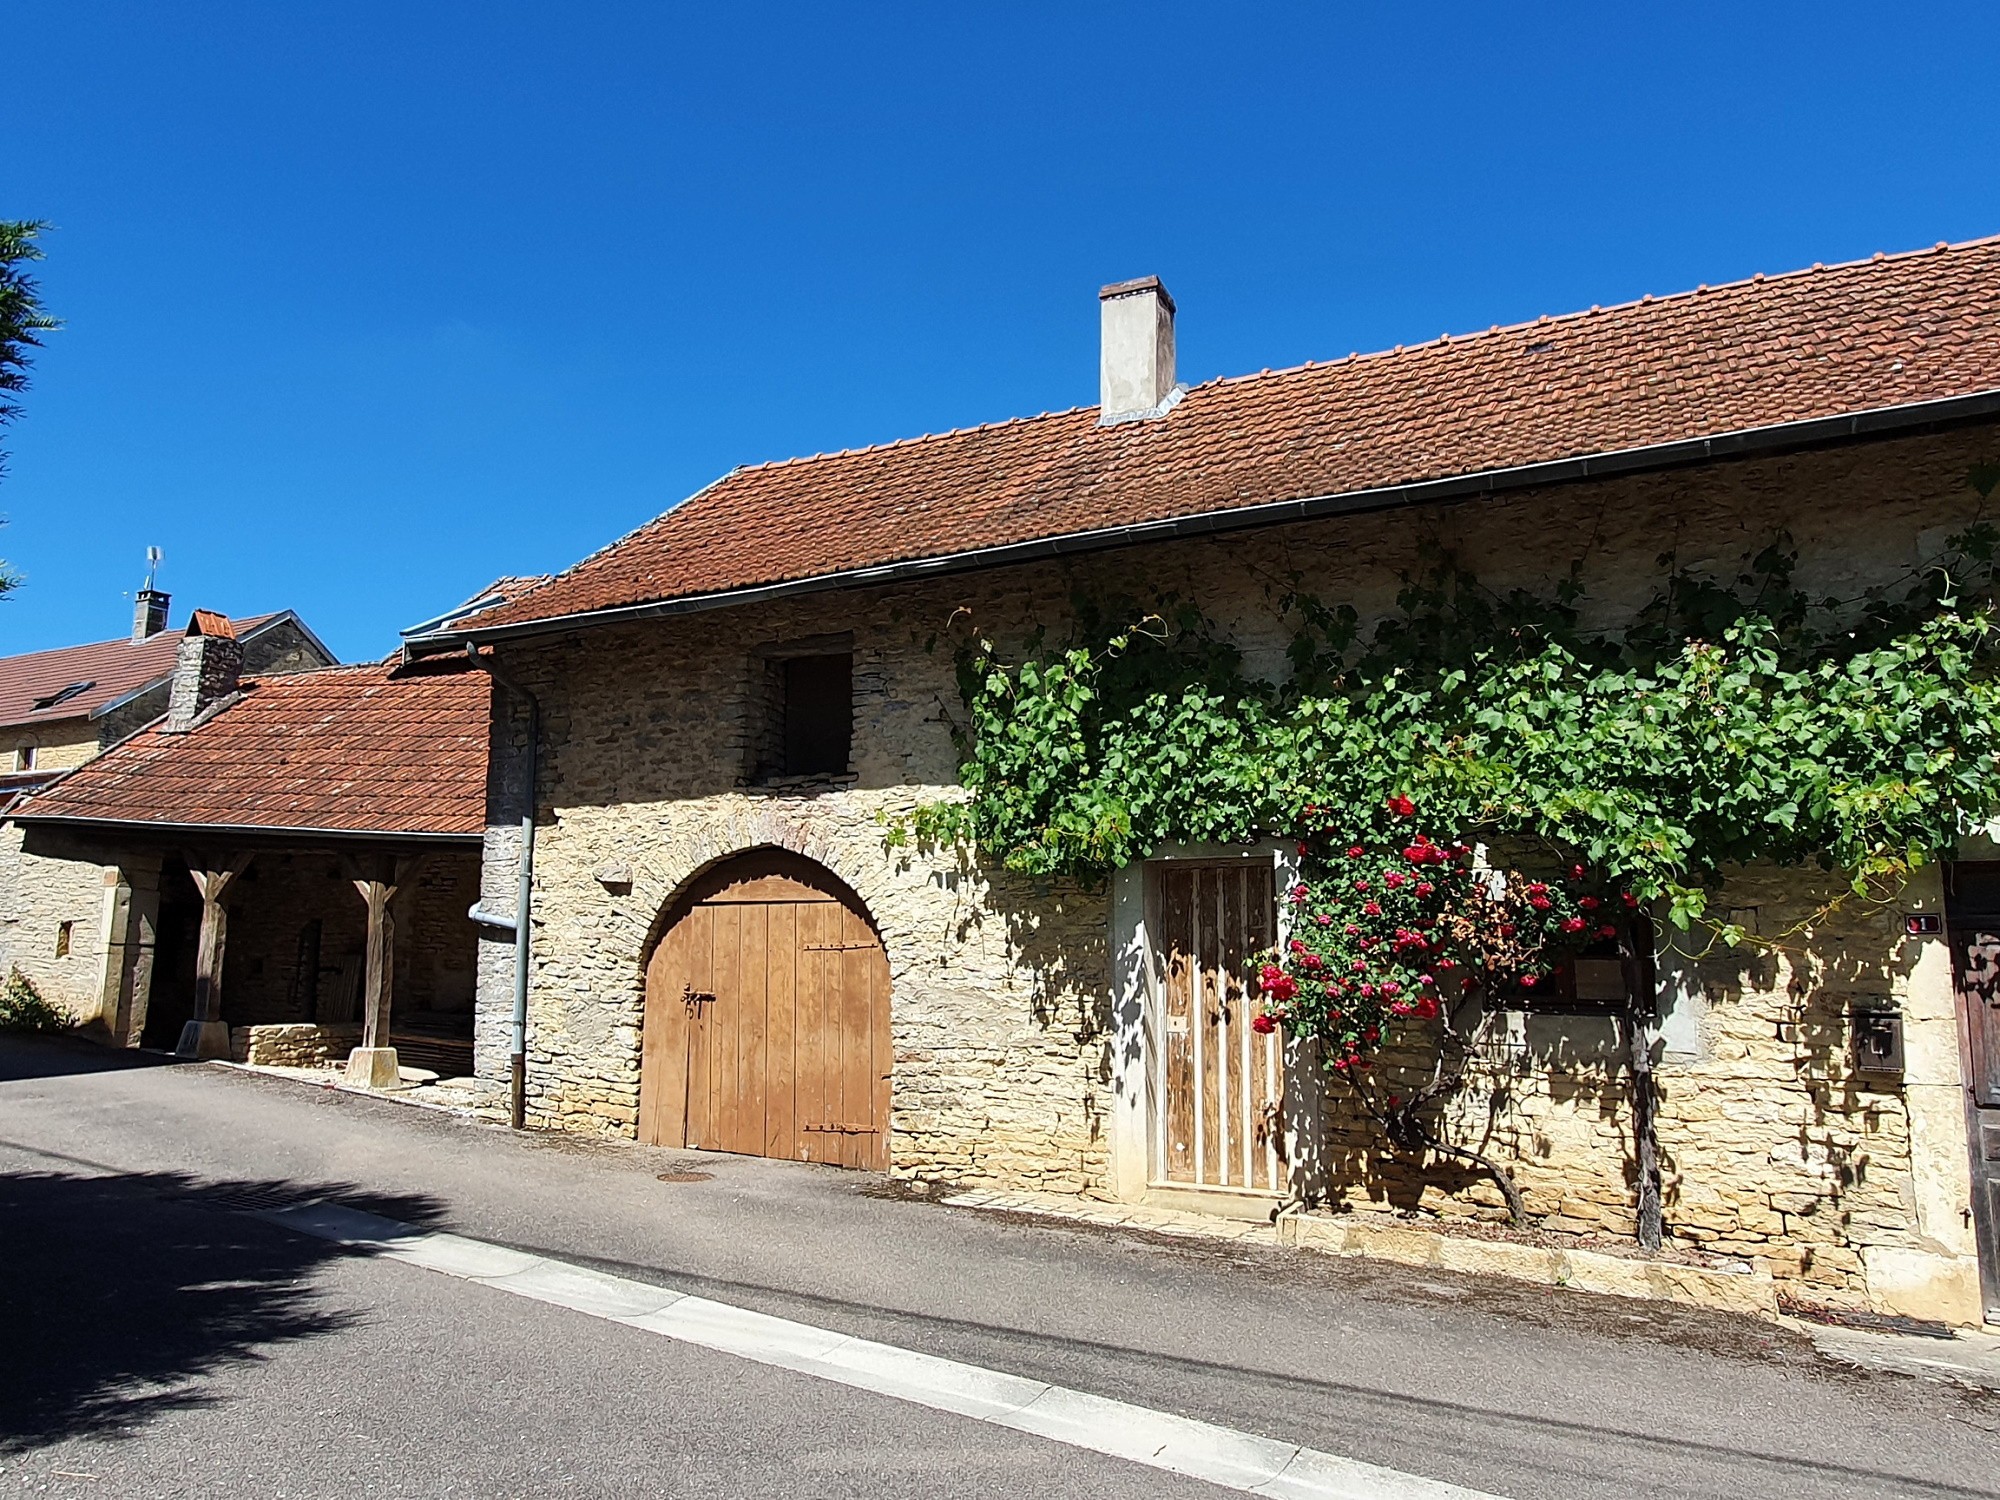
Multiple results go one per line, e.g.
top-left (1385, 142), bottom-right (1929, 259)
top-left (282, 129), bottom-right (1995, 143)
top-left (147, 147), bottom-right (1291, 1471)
top-left (4, 3), bottom-right (1997, 661)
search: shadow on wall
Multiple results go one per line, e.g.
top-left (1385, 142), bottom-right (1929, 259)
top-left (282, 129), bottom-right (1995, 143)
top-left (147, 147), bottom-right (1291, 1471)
top-left (0, 1160), bottom-right (446, 1454)
top-left (899, 835), bottom-right (1116, 1106)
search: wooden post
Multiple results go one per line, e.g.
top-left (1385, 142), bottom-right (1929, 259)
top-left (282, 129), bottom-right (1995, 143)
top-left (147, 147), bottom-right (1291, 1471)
top-left (175, 853), bottom-right (252, 1059)
top-left (343, 853), bottom-right (425, 1088)
top-left (355, 875), bottom-right (396, 1052)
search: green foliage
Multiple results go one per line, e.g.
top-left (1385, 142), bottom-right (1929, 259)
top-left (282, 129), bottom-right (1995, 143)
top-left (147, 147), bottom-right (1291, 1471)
top-left (910, 473), bottom-right (2000, 943)
top-left (0, 218), bottom-right (58, 594)
top-left (0, 967), bottom-right (74, 1034)
top-left (1268, 828), bottom-right (1633, 1073)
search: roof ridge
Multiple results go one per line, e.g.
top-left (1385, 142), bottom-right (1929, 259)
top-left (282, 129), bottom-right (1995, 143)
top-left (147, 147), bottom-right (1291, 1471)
top-left (730, 402), bottom-right (1099, 476)
top-left (698, 233), bottom-right (2000, 458)
top-left (1197, 231), bottom-right (2000, 389)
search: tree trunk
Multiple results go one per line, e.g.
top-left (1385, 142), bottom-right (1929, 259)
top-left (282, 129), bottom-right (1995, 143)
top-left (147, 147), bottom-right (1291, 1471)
top-left (1619, 919), bottom-right (1664, 1253)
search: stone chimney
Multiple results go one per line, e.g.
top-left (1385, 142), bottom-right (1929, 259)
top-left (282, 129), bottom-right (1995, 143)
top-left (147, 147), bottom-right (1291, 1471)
top-left (163, 610), bottom-right (242, 733)
top-left (132, 588), bottom-right (170, 642)
top-left (1098, 276), bottom-right (1178, 423)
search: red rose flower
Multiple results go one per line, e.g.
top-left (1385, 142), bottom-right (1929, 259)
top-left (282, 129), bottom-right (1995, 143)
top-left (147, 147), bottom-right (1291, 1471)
top-left (1251, 1013), bottom-right (1277, 1035)
top-left (1388, 794), bottom-right (1415, 817)
top-left (1363, 901), bottom-right (1383, 916)
top-left (1530, 896), bottom-right (1552, 911)
top-left (1561, 917), bottom-right (1586, 933)
top-left (1579, 896), bottom-right (1601, 910)
top-left (1415, 996), bottom-right (1440, 1019)
top-left (1415, 881), bottom-right (1434, 896)
top-left (1346, 845), bottom-right (1367, 858)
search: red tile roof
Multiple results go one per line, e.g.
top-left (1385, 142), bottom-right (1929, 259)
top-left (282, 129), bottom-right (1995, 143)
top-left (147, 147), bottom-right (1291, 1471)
top-left (11, 659), bottom-right (489, 839)
top-left (455, 237), bottom-right (2000, 636)
top-left (0, 613), bottom-right (281, 734)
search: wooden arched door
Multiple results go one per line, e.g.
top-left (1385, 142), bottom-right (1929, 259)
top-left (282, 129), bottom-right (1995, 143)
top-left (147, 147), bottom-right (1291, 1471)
top-left (639, 849), bottom-right (891, 1169)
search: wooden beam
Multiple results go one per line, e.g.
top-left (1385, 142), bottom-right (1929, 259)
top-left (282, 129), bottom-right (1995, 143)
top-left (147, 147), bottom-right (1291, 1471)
top-left (177, 851), bottom-right (252, 1058)
top-left (351, 871), bottom-right (399, 1053)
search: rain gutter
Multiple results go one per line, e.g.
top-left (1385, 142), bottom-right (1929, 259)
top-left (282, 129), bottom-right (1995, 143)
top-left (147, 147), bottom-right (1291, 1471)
top-left (463, 645), bottom-right (540, 1131)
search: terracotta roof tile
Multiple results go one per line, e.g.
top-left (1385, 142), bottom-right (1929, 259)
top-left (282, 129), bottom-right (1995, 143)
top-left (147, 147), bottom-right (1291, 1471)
top-left (12, 659), bottom-right (489, 838)
top-left (0, 613), bottom-right (281, 734)
top-left (463, 236), bottom-right (2000, 633)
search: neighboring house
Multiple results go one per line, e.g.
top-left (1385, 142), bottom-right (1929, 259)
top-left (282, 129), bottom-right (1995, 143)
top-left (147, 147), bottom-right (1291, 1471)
top-left (11, 627), bottom-right (490, 1078)
top-left (403, 235), bottom-right (2000, 1326)
top-left (0, 588), bottom-right (334, 1021)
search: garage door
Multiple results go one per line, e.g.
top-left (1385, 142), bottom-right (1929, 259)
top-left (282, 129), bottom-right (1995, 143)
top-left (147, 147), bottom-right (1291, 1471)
top-left (639, 850), bottom-right (891, 1169)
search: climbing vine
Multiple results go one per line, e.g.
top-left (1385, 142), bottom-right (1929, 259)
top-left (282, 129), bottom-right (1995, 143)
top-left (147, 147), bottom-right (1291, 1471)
top-left (898, 468), bottom-right (2000, 1237)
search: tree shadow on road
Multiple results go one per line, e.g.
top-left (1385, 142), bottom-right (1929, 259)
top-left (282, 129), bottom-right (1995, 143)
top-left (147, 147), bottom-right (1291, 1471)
top-left (0, 1165), bottom-right (446, 1454)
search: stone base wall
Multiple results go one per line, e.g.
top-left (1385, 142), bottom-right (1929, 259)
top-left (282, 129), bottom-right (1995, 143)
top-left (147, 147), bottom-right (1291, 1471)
top-left (231, 1022), bottom-right (364, 1068)
top-left (1310, 864), bottom-right (1980, 1321)
top-left (0, 822), bottom-right (112, 1025)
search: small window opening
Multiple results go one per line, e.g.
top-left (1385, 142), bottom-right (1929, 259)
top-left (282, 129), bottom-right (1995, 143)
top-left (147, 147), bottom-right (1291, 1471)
top-left (752, 649), bottom-right (854, 782)
top-left (779, 653), bottom-right (853, 777)
top-left (1494, 914), bottom-right (1657, 1015)
top-left (31, 680), bottom-right (95, 712)
top-left (14, 743), bottom-right (35, 772)
top-left (54, 921), bottom-right (72, 959)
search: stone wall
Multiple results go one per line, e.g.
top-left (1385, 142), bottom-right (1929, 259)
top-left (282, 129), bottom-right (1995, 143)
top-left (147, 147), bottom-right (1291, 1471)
top-left (231, 1021), bottom-right (363, 1067)
top-left (1311, 864), bottom-right (1975, 1316)
top-left (479, 423), bottom-right (1998, 1318)
top-left (0, 818), bottom-right (109, 1022)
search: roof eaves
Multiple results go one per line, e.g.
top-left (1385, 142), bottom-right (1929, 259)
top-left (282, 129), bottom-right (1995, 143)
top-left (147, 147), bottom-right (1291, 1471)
top-left (407, 385), bottom-right (2000, 651)
top-left (7, 811), bottom-right (484, 844)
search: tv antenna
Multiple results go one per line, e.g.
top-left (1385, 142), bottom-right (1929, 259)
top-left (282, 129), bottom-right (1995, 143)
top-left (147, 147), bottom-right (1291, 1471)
top-left (142, 545), bottom-right (162, 593)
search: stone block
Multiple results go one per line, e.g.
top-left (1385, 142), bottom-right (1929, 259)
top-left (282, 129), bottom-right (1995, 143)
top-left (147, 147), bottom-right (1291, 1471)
top-left (175, 1019), bottom-right (231, 1061)
top-left (344, 1047), bottom-right (402, 1089)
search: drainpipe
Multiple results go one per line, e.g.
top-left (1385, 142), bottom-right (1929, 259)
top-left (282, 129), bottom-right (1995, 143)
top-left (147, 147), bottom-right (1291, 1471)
top-left (466, 644), bottom-right (539, 1131)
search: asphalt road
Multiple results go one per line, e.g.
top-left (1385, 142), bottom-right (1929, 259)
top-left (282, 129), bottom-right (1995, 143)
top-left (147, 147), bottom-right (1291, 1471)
top-left (1, 1035), bottom-right (1996, 1499)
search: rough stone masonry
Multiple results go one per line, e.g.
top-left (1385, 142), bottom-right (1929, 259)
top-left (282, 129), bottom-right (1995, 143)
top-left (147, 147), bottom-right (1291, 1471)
top-left (470, 426), bottom-right (1994, 1324)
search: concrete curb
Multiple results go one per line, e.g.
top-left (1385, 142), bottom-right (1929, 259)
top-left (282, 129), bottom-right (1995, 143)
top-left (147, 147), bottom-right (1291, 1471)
top-left (1279, 1212), bottom-right (1778, 1319)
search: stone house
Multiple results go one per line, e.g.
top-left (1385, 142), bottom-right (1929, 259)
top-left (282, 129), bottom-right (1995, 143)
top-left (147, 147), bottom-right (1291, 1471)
top-left (10, 623), bottom-right (491, 1081)
top-left (0, 588), bottom-right (333, 1020)
top-left (405, 238), bottom-right (2000, 1326)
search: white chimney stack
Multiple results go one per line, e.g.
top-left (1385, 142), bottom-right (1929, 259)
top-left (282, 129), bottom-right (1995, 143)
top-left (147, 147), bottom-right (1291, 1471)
top-left (1098, 275), bottom-right (1178, 423)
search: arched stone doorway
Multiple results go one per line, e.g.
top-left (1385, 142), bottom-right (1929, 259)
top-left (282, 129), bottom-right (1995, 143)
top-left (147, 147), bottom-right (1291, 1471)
top-left (639, 848), bottom-right (891, 1169)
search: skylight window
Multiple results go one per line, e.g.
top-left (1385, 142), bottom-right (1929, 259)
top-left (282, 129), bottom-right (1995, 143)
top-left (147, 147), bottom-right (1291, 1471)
top-left (31, 680), bottom-right (95, 712)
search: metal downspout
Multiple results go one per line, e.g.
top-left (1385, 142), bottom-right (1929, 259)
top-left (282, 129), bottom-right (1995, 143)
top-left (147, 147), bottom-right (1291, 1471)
top-left (466, 645), bottom-right (539, 1130)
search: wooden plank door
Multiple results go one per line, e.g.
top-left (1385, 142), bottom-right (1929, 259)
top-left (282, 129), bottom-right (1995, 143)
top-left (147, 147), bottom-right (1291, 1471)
top-left (1947, 863), bottom-right (2000, 1320)
top-left (1149, 860), bottom-right (1285, 1193)
top-left (640, 851), bottom-right (891, 1170)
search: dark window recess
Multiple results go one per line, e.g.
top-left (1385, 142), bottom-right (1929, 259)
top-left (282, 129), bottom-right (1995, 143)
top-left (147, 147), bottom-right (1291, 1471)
top-left (54, 921), bottom-right (72, 959)
top-left (31, 680), bottom-right (95, 712)
top-left (289, 919), bottom-right (322, 1018)
top-left (1495, 915), bottom-right (1657, 1015)
top-left (779, 654), bottom-right (853, 777)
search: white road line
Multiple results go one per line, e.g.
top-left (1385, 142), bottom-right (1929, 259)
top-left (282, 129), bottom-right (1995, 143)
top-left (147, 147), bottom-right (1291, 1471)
top-left (264, 1202), bottom-right (1504, 1500)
